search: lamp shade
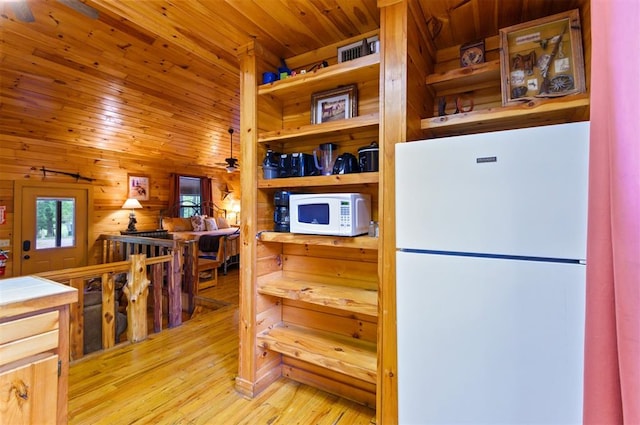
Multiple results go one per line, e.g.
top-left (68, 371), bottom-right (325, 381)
top-left (122, 198), bottom-right (143, 209)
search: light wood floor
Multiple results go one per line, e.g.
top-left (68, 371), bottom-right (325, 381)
top-left (68, 267), bottom-right (376, 424)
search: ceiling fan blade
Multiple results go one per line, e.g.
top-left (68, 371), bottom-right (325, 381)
top-left (57, 0), bottom-right (99, 19)
top-left (10, 1), bottom-right (35, 22)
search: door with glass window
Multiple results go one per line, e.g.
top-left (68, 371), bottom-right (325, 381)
top-left (17, 184), bottom-right (89, 275)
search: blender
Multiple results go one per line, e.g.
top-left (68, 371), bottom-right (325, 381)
top-left (313, 143), bottom-right (338, 176)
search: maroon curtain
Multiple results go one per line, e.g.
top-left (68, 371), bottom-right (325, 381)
top-left (168, 173), bottom-right (180, 214)
top-left (583, 1), bottom-right (640, 423)
top-left (200, 177), bottom-right (213, 207)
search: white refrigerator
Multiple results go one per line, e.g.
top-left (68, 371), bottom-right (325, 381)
top-left (395, 122), bottom-right (589, 424)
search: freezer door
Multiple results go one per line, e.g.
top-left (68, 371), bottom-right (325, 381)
top-left (396, 122), bottom-right (589, 260)
top-left (397, 251), bottom-right (585, 425)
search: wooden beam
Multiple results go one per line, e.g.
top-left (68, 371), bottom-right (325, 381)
top-left (378, 0), bottom-right (408, 423)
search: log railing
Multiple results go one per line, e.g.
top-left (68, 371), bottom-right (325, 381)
top-left (33, 234), bottom-right (202, 361)
top-left (98, 234), bottom-right (198, 314)
top-left (37, 253), bottom-right (173, 360)
top-left (38, 233), bottom-right (203, 361)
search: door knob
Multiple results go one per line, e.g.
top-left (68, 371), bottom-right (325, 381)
top-left (23, 255), bottom-right (30, 260)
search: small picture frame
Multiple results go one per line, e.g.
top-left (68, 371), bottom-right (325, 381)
top-left (311, 84), bottom-right (358, 124)
top-left (499, 9), bottom-right (586, 105)
top-left (128, 175), bottom-right (149, 201)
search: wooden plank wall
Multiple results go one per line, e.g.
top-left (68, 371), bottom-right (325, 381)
top-left (0, 136), bottom-right (239, 278)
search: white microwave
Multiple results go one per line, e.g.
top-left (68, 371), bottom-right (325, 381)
top-left (289, 193), bottom-right (371, 236)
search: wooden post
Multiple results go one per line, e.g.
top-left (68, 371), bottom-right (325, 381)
top-left (152, 262), bottom-right (163, 333)
top-left (168, 244), bottom-right (182, 328)
top-left (101, 272), bottom-right (116, 349)
top-left (183, 241), bottom-right (196, 314)
top-left (124, 254), bottom-right (150, 343)
top-left (69, 277), bottom-right (84, 360)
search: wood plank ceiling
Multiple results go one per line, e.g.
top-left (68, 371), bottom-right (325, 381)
top-left (0, 0), bottom-right (583, 172)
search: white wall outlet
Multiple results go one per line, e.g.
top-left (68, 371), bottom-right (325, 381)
top-left (0, 239), bottom-right (10, 247)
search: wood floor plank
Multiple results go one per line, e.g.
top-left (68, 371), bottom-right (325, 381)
top-left (68, 268), bottom-right (375, 424)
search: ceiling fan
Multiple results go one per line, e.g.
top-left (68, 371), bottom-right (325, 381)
top-left (8, 0), bottom-right (99, 23)
top-left (216, 127), bottom-right (239, 173)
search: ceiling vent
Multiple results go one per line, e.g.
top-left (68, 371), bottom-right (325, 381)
top-left (337, 36), bottom-right (380, 63)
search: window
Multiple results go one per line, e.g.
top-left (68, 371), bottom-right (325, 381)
top-left (178, 176), bottom-right (201, 217)
top-left (36, 197), bottom-right (75, 249)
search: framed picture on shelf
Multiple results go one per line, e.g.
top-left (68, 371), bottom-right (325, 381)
top-left (127, 175), bottom-right (149, 201)
top-left (499, 9), bottom-right (585, 105)
top-left (311, 84), bottom-right (358, 124)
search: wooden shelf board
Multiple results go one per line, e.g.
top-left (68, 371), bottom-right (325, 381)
top-left (259, 232), bottom-right (379, 250)
top-left (258, 272), bottom-right (378, 316)
top-left (258, 172), bottom-right (379, 189)
top-left (258, 113), bottom-right (379, 144)
top-left (258, 53), bottom-right (380, 99)
top-left (257, 322), bottom-right (377, 384)
top-left (420, 94), bottom-right (590, 137)
top-left (426, 59), bottom-right (501, 93)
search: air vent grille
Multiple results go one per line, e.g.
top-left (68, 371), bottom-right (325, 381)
top-left (337, 36), bottom-right (379, 63)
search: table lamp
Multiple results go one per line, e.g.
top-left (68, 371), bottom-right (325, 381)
top-left (232, 204), bottom-right (241, 225)
top-left (122, 198), bottom-right (143, 231)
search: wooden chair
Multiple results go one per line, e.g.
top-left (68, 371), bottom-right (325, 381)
top-left (196, 231), bottom-right (240, 291)
top-left (197, 256), bottom-right (220, 290)
top-left (196, 235), bottom-right (225, 291)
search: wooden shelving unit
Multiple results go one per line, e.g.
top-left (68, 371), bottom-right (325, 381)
top-left (258, 113), bottom-right (379, 144)
top-left (258, 271), bottom-right (377, 316)
top-left (258, 172), bottom-right (379, 189)
top-left (421, 94), bottom-right (590, 137)
top-left (239, 32), bottom-right (381, 409)
top-left (257, 323), bottom-right (377, 384)
top-left (258, 53), bottom-right (380, 99)
top-left (422, 58), bottom-right (590, 137)
top-left (259, 231), bottom-right (379, 250)
top-left (426, 59), bottom-right (501, 95)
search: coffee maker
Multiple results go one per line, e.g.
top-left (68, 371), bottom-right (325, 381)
top-left (273, 190), bottom-right (290, 232)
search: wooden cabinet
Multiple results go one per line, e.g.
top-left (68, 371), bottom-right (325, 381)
top-left (237, 34), bottom-right (380, 408)
top-left (0, 276), bottom-right (77, 425)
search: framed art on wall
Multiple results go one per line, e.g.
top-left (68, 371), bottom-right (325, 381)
top-left (499, 9), bottom-right (586, 105)
top-left (128, 175), bottom-right (149, 201)
top-left (311, 84), bottom-right (358, 124)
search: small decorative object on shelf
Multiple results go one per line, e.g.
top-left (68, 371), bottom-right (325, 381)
top-left (436, 95), bottom-right (474, 115)
top-left (460, 40), bottom-right (485, 67)
top-left (499, 9), bottom-right (586, 105)
top-left (311, 84), bottom-right (358, 124)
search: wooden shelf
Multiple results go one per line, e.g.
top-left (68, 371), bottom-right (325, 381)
top-left (426, 59), bottom-right (501, 95)
top-left (421, 94), bottom-right (590, 138)
top-left (258, 113), bottom-right (379, 144)
top-left (258, 232), bottom-right (379, 250)
top-left (258, 53), bottom-right (380, 99)
top-left (257, 322), bottom-right (377, 384)
top-left (258, 172), bottom-right (379, 189)
top-left (258, 271), bottom-right (378, 316)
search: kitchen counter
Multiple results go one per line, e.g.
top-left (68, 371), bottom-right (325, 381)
top-left (0, 275), bottom-right (77, 318)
